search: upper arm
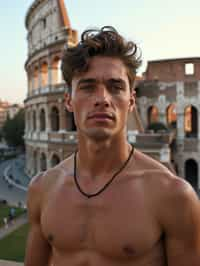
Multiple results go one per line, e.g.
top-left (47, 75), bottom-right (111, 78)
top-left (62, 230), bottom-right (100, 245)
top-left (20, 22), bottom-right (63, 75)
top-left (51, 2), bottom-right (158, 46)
top-left (160, 177), bottom-right (200, 266)
top-left (25, 173), bottom-right (51, 266)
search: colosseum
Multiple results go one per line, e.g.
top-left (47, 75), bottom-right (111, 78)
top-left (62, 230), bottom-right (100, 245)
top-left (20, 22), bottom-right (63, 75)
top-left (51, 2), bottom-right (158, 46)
top-left (24, 0), bottom-right (78, 176)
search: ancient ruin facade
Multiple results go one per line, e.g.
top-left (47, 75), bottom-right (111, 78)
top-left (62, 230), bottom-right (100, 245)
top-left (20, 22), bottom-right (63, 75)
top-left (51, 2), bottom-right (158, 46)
top-left (137, 58), bottom-right (200, 191)
top-left (24, 0), bottom-right (78, 176)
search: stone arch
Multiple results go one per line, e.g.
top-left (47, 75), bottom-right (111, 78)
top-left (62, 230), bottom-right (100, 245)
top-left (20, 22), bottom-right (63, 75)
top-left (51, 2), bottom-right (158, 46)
top-left (34, 66), bottom-right (39, 90)
top-left (166, 103), bottom-right (177, 128)
top-left (40, 153), bottom-right (47, 171)
top-left (41, 61), bottom-right (48, 87)
top-left (52, 56), bottom-right (61, 85)
top-left (51, 153), bottom-right (61, 167)
top-left (32, 110), bottom-right (36, 131)
top-left (33, 150), bottom-right (37, 175)
top-left (51, 106), bottom-right (60, 131)
top-left (58, 59), bottom-right (63, 84)
top-left (40, 108), bottom-right (46, 131)
top-left (26, 110), bottom-right (30, 131)
top-left (65, 110), bottom-right (77, 131)
top-left (184, 159), bottom-right (198, 191)
top-left (28, 71), bottom-right (32, 94)
top-left (184, 105), bottom-right (198, 138)
top-left (147, 105), bottom-right (159, 125)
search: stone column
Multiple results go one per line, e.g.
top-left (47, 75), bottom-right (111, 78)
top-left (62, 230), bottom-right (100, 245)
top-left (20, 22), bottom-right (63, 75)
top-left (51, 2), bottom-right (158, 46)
top-left (25, 109), bottom-right (28, 133)
top-left (46, 106), bottom-right (51, 132)
top-left (48, 57), bottom-right (52, 86)
top-left (58, 98), bottom-right (66, 132)
top-left (176, 111), bottom-right (184, 139)
top-left (176, 81), bottom-right (185, 140)
top-left (36, 105), bottom-right (40, 132)
top-left (158, 95), bottom-right (166, 125)
top-left (47, 152), bottom-right (51, 169)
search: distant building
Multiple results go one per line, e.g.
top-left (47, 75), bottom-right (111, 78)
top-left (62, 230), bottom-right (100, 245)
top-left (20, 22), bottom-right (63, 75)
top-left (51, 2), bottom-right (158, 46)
top-left (137, 58), bottom-right (200, 192)
top-left (7, 104), bottom-right (23, 119)
top-left (0, 100), bottom-right (10, 129)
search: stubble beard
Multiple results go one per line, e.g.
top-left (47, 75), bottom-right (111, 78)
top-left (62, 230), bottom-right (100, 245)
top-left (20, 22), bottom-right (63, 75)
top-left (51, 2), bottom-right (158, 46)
top-left (84, 127), bottom-right (113, 142)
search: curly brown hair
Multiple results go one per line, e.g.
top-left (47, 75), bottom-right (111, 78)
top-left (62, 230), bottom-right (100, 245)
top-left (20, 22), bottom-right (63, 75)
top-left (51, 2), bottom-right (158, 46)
top-left (61, 26), bottom-right (142, 91)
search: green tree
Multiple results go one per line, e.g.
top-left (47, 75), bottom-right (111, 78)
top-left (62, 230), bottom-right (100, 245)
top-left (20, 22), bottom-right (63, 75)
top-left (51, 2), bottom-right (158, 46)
top-left (2, 109), bottom-right (25, 147)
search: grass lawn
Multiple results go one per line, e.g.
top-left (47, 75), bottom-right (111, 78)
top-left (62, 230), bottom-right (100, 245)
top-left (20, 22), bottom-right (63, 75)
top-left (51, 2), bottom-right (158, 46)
top-left (0, 205), bottom-right (26, 228)
top-left (0, 223), bottom-right (29, 262)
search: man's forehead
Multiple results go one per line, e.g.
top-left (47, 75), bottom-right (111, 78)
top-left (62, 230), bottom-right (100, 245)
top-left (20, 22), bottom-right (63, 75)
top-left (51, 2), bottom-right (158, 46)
top-left (72, 56), bottom-right (129, 85)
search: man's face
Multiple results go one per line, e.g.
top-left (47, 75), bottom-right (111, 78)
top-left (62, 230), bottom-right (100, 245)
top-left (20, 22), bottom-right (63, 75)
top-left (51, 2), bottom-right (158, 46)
top-left (65, 56), bottom-right (135, 141)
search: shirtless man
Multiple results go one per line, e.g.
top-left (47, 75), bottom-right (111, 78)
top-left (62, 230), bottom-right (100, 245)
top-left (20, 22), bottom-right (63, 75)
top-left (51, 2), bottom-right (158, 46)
top-left (25, 26), bottom-right (200, 266)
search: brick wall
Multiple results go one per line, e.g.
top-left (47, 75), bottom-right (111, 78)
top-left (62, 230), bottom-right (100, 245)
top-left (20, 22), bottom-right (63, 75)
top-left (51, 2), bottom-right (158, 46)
top-left (145, 58), bottom-right (200, 82)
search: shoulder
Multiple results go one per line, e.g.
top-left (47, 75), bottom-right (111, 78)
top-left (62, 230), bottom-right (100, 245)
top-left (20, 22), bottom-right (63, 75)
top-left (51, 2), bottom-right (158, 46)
top-left (27, 171), bottom-right (46, 223)
top-left (133, 149), bottom-right (174, 174)
top-left (28, 154), bottom-right (74, 202)
top-left (154, 172), bottom-right (200, 232)
top-left (28, 171), bottom-right (46, 200)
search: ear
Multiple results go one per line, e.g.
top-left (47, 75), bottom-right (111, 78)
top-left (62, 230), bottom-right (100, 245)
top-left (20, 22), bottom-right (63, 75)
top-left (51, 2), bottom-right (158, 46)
top-left (64, 92), bottom-right (73, 112)
top-left (128, 89), bottom-right (136, 112)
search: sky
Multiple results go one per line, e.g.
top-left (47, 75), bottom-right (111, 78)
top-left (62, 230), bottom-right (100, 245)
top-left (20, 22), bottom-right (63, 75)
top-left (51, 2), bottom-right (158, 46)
top-left (0, 0), bottom-right (200, 104)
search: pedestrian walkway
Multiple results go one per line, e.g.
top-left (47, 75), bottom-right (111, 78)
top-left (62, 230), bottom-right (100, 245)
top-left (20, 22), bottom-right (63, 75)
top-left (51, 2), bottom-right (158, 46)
top-left (0, 214), bottom-right (27, 240)
top-left (0, 260), bottom-right (23, 266)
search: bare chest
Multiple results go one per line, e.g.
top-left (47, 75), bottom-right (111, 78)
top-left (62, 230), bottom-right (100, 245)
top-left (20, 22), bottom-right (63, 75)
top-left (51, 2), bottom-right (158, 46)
top-left (41, 179), bottom-right (162, 260)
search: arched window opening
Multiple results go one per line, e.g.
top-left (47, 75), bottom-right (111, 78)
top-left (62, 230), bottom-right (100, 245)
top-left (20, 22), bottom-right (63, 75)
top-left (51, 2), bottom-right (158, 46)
top-left (185, 159), bottom-right (198, 191)
top-left (40, 109), bottom-right (46, 131)
top-left (147, 106), bottom-right (159, 125)
top-left (65, 110), bottom-right (77, 131)
top-left (33, 150), bottom-right (37, 175)
top-left (27, 111), bottom-right (31, 131)
top-left (57, 60), bottom-right (63, 84)
top-left (41, 62), bottom-right (48, 87)
top-left (51, 106), bottom-right (60, 131)
top-left (184, 105), bottom-right (198, 138)
top-left (34, 66), bottom-right (39, 90)
top-left (52, 57), bottom-right (60, 85)
top-left (51, 154), bottom-right (60, 167)
top-left (166, 103), bottom-right (177, 128)
top-left (40, 153), bottom-right (47, 171)
top-left (33, 110), bottom-right (36, 131)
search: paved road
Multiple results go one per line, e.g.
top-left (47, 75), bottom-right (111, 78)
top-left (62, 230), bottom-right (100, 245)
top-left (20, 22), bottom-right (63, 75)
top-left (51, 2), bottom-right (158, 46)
top-left (0, 158), bottom-right (28, 206)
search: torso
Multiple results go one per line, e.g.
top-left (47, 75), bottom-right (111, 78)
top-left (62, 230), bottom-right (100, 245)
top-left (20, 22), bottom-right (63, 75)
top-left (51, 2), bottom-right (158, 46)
top-left (40, 150), bottom-right (169, 266)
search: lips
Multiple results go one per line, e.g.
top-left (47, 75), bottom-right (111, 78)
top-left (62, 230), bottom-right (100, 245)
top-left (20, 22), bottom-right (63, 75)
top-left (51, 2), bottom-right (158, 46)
top-left (88, 113), bottom-right (114, 120)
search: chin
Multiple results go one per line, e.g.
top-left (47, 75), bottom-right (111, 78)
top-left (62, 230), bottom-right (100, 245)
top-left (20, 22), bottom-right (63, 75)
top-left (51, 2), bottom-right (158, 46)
top-left (85, 127), bottom-right (114, 141)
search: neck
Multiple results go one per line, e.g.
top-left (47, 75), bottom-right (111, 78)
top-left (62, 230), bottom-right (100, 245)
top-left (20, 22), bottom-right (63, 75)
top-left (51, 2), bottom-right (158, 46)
top-left (76, 134), bottom-right (132, 180)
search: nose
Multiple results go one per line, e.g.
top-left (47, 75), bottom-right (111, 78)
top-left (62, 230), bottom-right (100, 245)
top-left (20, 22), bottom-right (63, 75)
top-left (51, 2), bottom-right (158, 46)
top-left (93, 85), bottom-right (110, 107)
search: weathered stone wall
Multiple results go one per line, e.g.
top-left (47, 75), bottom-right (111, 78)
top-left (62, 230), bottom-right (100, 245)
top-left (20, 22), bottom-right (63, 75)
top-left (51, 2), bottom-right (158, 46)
top-left (145, 58), bottom-right (200, 82)
top-left (137, 58), bottom-right (200, 190)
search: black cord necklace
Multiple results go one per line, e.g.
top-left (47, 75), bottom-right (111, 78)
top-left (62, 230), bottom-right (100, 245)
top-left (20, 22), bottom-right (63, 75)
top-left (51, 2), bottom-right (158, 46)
top-left (74, 145), bottom-right (134, 199)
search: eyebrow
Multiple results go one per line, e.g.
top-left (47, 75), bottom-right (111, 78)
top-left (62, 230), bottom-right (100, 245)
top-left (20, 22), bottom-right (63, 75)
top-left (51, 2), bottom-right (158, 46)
top-left (77, 79), bottom-right (97, 86)
top-left (77, 78), bottom-right (126, 86)
top-left (108, 78), bottom-right (126, 85)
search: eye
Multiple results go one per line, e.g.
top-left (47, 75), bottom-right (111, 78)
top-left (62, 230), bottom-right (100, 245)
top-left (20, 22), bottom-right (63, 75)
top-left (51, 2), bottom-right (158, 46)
top-left (79, 85), bottom-right (95, 91)
top-left (109, 83), bottom-right (124, 92)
